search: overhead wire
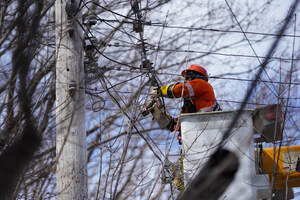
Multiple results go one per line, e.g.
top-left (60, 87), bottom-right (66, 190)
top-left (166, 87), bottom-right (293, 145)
top-left (77, 3), bottom-right (168, 164)
top-left (79, 1), bottom-right (208, 178)
top-left (79, 0), bottom-right (300, 145)
top-left (100, 42), bottom-right (300, 61)
top-left (78, 1), bottom-right (300, 92)
top-left (96, 18), bottom-right (300, 38)
top-left (129, 0), bottom-right (167, 112)
top-left (83, 3), bottom-right (299, 198)
top-left (79, 1), bottom-right (300, 62)
top-left (89, 90), bottom-right (300, 109)
top-left (80, 4), bottom-right (140, 68)
top-left (224, 0), bottom-right (281, 99)
top-left (86, 69), bottom-right (300, 110)
top-left (78, 0), bottom-right (300, 90)
top-left (76, 18), bottom-right (136, 69)
top-left (217, 0), bottom-right (300, 150)
top-left (79, 1), bottom-right (137, 21)
top-left (98, 72), bottom-right (166, 164)
top-left (78, 4), bottom-right (300, 120)
top-left (271, 16), bottom-right (300, 188)
top-left (98, 68), bottom-right (300, 86)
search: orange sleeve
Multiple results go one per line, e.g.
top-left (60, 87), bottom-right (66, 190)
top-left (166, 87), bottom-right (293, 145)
top-left (172, 79), bottom-right (216, 104)
top-left (172, 83), bottom-right (190, 98)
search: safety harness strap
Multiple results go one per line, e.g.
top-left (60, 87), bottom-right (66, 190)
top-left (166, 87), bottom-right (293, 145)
top-left (198, 101), bottom-right (222, 112)
top-left (185, 82), bottom-right (194, 97)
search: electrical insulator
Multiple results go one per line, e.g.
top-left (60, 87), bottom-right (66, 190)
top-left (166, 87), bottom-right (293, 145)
top-left (133, 22), bottom-right (143, 33)
top-left (68, 81), bottom-right (77, 97)
top-left (140, 59), bottom-right (153, 72)
top-left (82, 14), bottom-right (98, 26)
top-left (84, 58), bottom-right (91, 71)
top-left (84, 36), bottom-right (99, 50)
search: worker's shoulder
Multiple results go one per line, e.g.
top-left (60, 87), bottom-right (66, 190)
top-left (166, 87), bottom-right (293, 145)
top-left (188, 79), bottom-right (214, 91)
top-left (188, 79), bottom-right (210, 85)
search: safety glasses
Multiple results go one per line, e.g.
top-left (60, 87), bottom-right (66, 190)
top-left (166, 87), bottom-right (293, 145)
top-left (185, 70), bottom-right (198, 80)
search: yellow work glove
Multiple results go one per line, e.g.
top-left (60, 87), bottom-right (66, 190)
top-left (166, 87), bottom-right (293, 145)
top-left (159, 85), bottom-right (169, 96)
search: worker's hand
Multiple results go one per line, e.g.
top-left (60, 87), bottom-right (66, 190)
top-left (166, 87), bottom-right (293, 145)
top-left (149, 87), bottom-right (160, 98)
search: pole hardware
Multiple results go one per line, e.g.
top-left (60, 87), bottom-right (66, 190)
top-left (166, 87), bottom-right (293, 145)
top-left (84, 36), bottom-right (99, 50)
top-left (82, 14), bottom-right (97, 26)
top-left (139, 59), bottom-right (153, 72)
top-left (133, 21), bottom-right (143, 33)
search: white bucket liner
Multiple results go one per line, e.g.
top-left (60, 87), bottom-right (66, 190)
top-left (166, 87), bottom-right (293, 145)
top-left (180, 110), bottom-right (269, 200)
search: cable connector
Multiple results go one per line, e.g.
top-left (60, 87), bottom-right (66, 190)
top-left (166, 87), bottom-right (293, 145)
top-left (140, 59), bottom-right (153, 72)
top-left (133, 22), bottom-right (143, 33)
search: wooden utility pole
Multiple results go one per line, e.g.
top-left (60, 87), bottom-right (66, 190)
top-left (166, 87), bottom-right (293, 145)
top-left (55, 0), bottom-right (88, 199)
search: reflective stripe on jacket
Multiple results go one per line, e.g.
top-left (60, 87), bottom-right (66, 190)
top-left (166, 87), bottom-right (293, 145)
top-left (172, 79), bottom-right (216, 113)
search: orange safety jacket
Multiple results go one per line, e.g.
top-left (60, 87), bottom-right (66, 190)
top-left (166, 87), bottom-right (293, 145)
top-left (165, 79), bottom-right (217, 113)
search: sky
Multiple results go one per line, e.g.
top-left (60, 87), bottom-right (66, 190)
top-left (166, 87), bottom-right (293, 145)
top-left (0, 0), bottom-right (299, 199)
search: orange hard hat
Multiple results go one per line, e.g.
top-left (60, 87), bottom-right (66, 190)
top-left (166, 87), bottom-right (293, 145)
top-left (181, 65), bottom-right (208, 79)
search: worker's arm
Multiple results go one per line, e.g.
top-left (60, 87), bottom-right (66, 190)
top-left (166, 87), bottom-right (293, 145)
top-left (151, 81), bottom-right (195, 99)
top-left (159, 84), bottom-right (176, 98)
top-left (149, 85), bottom-right (176, 98)
top-left (160, 82), bottom-right (196, 98)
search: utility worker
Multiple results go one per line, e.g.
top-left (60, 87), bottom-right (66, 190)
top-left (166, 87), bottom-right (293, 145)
top-left (147, 65), bottom-right (221, 188)
top-left (160, 64), bottom-right (220, 113)
top-left (149, 64), bottom-right (221, 131)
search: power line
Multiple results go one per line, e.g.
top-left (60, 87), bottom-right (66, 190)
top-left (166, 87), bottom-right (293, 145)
top-left (149, 23), bottom-right (300, 38)
top-left (99, 68), bottom-right (300, 86)
top-left (87, 88), bottom-right (300, 109)
top-left (104, 43), bottom-right (300, 61)
top-left (80, 1), bottom-right (136, 21)
top-left (90, 1), bottom-right (300, 116)
top-left (80, 2), bottom-right (300, 121)
top-left (218, 0), bottom-right (300, 150)
top-left (80, 3), bottom-right (300, 63)
top-left (95, 18), bottom-right (300, 38)
top-left (224, 0), bottom-right (283, 100)
top-left (79, 0), bottom-right (300, 42)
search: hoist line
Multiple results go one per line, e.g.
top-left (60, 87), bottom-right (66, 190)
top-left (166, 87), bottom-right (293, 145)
top-left (131, 0), bottom-right (167, 111)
